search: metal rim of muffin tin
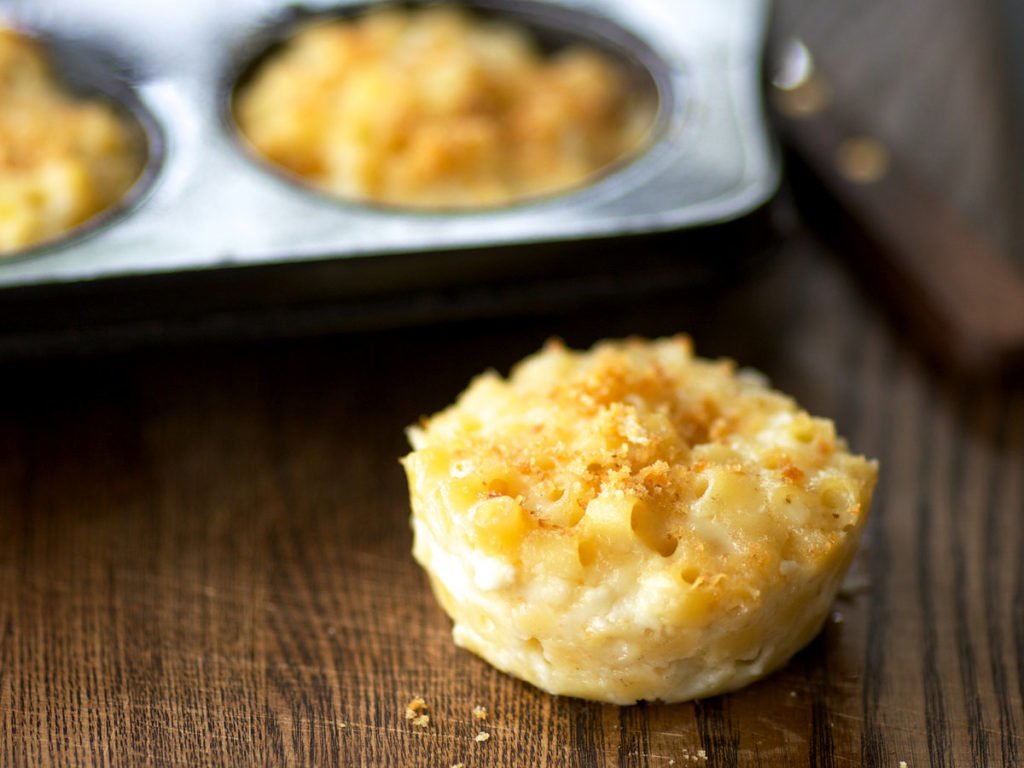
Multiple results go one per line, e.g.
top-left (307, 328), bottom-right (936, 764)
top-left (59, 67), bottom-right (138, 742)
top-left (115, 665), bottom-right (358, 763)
top-left (0, 0), bottom-right (777, 300)
top-left (220, 0), bottom-right (677, 215)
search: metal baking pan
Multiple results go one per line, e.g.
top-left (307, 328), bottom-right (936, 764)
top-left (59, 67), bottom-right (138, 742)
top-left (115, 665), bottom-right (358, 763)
top-left (0, 0), bottom-right (779, 354)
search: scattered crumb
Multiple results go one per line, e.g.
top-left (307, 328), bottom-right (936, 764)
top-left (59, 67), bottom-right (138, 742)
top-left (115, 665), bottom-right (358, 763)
top-left (899, 762), bottom-right (908, 768)
top-left (474, 731), bottom-right (491, 743)
top-left (339, 722), bottom-right (347, 729)
top-left (472, 705), bottom-right (488, 721)
top-left (789, 690), bottom-right (798, 698)
top-left (405, 696), bottom-right (427, 717)
top-left (405, 697), bottom-right (430, 727)
top-left (452, 764), bottom-right (465, 768)
top-left (697, 749), bottom-right (707, 761)
top-left (669, 761), bottom-right (675, 766)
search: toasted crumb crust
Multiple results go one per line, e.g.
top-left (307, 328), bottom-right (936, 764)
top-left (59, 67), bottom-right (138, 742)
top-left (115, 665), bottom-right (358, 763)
top-left (403, 336), bottom-right (877, 703)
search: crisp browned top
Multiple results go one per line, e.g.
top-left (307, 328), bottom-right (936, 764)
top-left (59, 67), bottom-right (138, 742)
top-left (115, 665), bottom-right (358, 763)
top-left (406, 337), bottom-right (877, 612)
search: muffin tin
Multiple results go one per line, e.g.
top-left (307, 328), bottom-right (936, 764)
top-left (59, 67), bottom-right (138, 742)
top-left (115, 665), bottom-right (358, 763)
top-left (0, 0), bottom-right (778, 353)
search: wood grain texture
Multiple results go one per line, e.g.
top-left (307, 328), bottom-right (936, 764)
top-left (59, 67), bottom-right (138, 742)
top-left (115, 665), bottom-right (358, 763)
top-left (2, 0), bottom-right (1024, 765)
top-left (773, 0), bottom-right (1017, 257)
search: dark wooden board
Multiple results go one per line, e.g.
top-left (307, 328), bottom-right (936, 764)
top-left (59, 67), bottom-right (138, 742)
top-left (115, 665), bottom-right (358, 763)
top-left (2, 0), bottom-right (1024, 764)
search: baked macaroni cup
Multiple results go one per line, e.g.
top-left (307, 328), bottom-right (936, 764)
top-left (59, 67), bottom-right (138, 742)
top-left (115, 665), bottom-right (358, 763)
top-left (402, 337), bottom-right (877, 704)
top-left (232, 4), bottom-right (658, 210)
top-left (0, 27), bottom-right (148, 256)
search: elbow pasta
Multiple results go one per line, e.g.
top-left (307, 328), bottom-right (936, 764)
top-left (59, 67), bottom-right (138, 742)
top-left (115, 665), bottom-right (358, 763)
top-left (0, 28), bottom-right (144, 254)
top-left (402, 336), bottom-right (878, 703)
top-left (234, 6), bottom-right (656, 209)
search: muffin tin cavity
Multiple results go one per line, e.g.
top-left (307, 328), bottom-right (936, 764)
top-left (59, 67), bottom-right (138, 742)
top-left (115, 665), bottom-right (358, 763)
top-left (225, 1), bottom-right (673, 212)
top-left (0, 25), bottom-right (164, 260)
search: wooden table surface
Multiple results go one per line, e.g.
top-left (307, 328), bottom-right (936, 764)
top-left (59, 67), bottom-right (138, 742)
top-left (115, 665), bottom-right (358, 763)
top-left (3, 1), bottom-right (1024, 765)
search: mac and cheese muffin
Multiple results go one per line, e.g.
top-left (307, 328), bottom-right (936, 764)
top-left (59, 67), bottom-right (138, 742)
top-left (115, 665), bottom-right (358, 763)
top-left (235, 6), bottom-right (656, 209)
top-left (402, 337), bottom-right (877, 703)
top-left (0, 27), bottom-right (145, 254)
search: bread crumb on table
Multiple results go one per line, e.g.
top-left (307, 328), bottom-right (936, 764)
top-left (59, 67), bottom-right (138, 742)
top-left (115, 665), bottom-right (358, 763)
top-left (474, 731), bottom-right (491, 743)
top-left (672, 747), bottom-right (707, 764)
top-left (405, 697), bottom-right (430, 727)
top-left (472, 705), bottom-right (488, 721)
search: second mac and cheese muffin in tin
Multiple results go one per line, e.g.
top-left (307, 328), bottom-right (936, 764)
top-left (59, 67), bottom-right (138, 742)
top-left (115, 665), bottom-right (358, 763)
top-left (234, 5), bottom-right (658, 209)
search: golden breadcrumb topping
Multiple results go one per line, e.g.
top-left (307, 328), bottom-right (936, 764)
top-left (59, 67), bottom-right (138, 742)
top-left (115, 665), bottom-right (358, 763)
top-left (234, 6), bottom-right (655, 209)
top-left (0, 27), bottom-right (145, 254)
